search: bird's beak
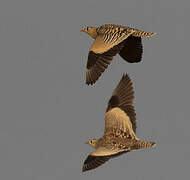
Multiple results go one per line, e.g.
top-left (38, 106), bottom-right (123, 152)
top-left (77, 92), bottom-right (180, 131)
top-left (85, 141), bottom-right (88, 144)
top-left (80, 29), bottom-right (85, 32)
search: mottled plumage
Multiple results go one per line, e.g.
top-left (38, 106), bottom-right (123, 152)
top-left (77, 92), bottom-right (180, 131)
top-left (82, 74), bottom-right (156, 172)
top-left (81, 24), bottom-right (157, 85)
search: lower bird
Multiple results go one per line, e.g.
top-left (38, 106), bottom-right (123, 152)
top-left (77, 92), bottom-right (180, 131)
top-left (81, 24), bottom-right (156, 85)
top-left (82, 74), bottom-right (156, 172)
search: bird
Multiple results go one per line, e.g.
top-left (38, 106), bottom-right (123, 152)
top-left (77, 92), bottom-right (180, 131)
top-left (82, 73), bottom-right (156, 172)
top-left (81, 24), bottom-right (156, 85)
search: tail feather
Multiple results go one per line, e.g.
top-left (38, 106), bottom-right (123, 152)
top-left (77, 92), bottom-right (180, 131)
top-left (141, 141), bottom-right (156, 148)
top-left (131, 141), bottom-right (156, 150)
top-left (132, 30), bottom-right (157, 37)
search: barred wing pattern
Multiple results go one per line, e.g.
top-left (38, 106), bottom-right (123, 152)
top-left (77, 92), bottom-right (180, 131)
top-left (84, 24), bottom-right (156, 85)
top-left (86, 29), bottom-right (134, 85)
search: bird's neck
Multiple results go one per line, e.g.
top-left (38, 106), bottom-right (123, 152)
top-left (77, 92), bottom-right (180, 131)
top-left (95, 138), bottom-right (103, 148)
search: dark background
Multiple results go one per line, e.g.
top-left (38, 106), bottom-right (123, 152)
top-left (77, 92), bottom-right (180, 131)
top-left (0, 0), bottom-right (189, 179)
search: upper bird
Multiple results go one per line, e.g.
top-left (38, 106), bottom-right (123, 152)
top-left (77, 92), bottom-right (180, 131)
top-left (81, 24), bottom-right (156, 85)
top-left (82, 74), bottom-right (156, 172)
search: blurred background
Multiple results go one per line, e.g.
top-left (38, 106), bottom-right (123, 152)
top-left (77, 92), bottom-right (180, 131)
top-left (0, 0), bottom-right (189, 179)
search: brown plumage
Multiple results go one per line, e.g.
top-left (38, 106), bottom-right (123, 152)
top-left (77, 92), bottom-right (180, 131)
top-left (82, 74), bottom-right (156, 172)
top-left (81, 24), bottom-right (157, 85)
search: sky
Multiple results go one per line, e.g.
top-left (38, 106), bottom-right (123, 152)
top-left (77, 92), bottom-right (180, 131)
top-left (0, 0), bottom-right (189, 179)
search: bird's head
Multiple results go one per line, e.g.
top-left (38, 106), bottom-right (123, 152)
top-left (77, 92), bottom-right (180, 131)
top-left (80, 26), bottom-right (97, 39)
top-left (85, 139), bottom-right (99, 148)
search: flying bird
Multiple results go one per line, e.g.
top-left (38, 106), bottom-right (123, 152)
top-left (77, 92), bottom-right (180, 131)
top-left (82, 74), bottom-right (156, 172)
top-left (81, 24), bottom-right (156, 85)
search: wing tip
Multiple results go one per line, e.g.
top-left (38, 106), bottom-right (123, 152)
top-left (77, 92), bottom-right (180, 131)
top-left (86, 68), bottom-right (104, 85)
top-left (85, 78), bottom-right (97, 86)
top-left (86, 68), bottom-right (96, 85)
top-left (82, 166), bottom-right (87, 172)
top-left (121, 73), bottom-right (132, 82)
top-left (114, 73), bottom-right (134, 99)
top-left (86, 80), bottom-right (94, 86)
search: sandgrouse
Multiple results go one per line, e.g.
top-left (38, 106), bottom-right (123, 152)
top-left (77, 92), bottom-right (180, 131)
top-left (81, 24), bottom-right (156, 85)
top-left (82, 74), bottom-right (156, 172)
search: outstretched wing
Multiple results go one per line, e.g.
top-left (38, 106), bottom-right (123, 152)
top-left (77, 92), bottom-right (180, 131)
top-left (82, 155), bottom-right (110, 172)
top-left (82, 147), bottom-right (127, 172)
top-left (86, 28), bottom-right (135, 85)
top-left (105, 74), bottom-right (137, 133)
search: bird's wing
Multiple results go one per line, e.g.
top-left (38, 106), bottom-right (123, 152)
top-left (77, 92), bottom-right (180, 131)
top-left (82, 146), bottom-right (127, 172)
top-left (86, 29), bottom-right (135, 85)
top-left (82, 155), bottom-right (110, 172)
top-left (105, 107), bottom-right (137, 139)
top-left (117, 25), bottom-right (156, 62)
top-left (105, 74), bottom-right (137, 134)
top-left (90, 27), bottom-right (135, 54)
top-left (119, 36), bottom-right (143, 63)
top-left (90, 146), bottom-right (124, 156)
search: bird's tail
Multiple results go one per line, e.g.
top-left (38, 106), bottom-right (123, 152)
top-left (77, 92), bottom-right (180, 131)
top-left (131, 140), bottom-right (156, 150)
top-left (132, 30), bottom-right (157, 37)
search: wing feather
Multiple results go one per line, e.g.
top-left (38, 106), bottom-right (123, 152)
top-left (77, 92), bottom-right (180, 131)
top-left (105, 107), bottom-right (137, 139)
top-left (91, 30), bottom-right (134, 54)
top-left (82, 150), bottom-right (129, 172)
top-left (106, 74), bottom-right (137, 133)
top-left (119, 36), bottom-right (143, 63)
top-left (82, 155), bottom-right (110, 172)
top-left (85, 29), bottom-right (135, 85)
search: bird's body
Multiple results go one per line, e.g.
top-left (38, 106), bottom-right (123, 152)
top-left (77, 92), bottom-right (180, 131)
top-left (81, 24), bottom-right (156, 85)
top-left (90, 127), bottom-right (155, 154)
top-left (82, 74), bottom-right (156, 172)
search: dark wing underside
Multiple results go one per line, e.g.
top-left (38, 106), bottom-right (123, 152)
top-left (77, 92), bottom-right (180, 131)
top-left (82, 151), bottom-right (129, 172)
top-left (106, 74), bottom-right (136, 132)
top-left (119, 36), bottom-right (143, 63)
top-left (86, 42), bottom-right (124, 85)
top-left (86, 36), bottom-right (142, 85)
top-left (82, 155), bottom-right (110, 172)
